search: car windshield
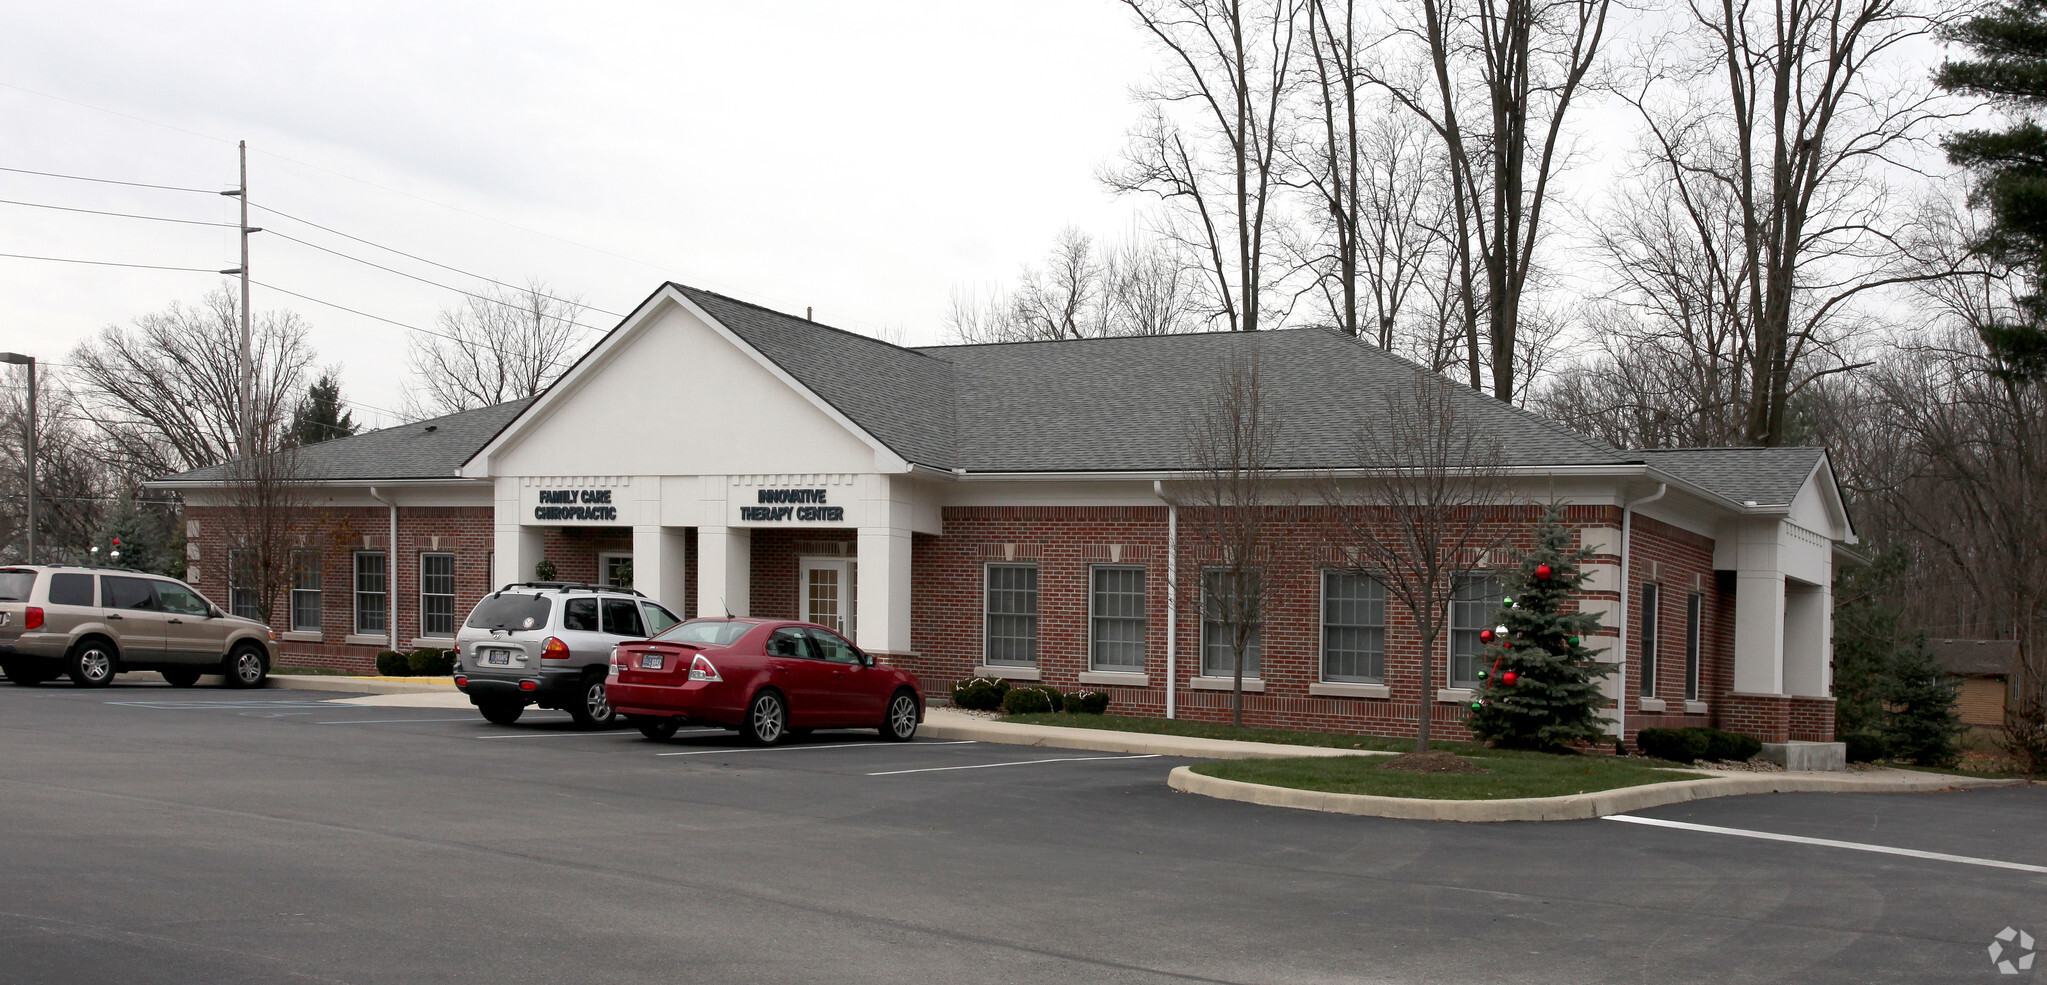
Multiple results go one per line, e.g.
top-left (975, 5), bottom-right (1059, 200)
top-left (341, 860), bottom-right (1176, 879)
top-left (465, 594), bottom-right (553, 631)
top-left (0, 570), bottom-right (33, 602)
top-left (656, 619), bottom-right (757, 646)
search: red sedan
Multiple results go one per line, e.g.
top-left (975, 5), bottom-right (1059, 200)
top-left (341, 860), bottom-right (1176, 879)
top-left (608, 618), bottom-right (924, 745)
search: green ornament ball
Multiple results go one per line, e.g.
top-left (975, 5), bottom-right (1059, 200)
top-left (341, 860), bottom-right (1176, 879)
top-left (1502, 596), bottom-right (1515, 607)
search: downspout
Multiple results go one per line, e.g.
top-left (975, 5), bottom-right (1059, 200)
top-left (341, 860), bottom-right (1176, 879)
top-left (1154, 480), bottom-right (1178, 720)
top-left (369, 486), bottom-right (400, 652)
top-left (1616, 482), bottom-right (1667, 748)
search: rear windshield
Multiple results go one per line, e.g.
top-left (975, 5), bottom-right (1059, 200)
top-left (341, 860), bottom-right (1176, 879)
top-left (0, 570), bottom-right (33, 602)
top-left (657, 619), bottom-right (757, 646)
top-left (465, 594), bottom-right (553, 631)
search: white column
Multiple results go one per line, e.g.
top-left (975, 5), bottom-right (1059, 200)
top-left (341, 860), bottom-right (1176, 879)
top-left (1782, 579), bottom-right (1829, 697)
top-left (856, 524), bottom-right (913, 655)
top-left (633, 524), bottom-right (690, 614)
top-left (696, 526), bottom-right (750, 618)
top-left (494, 481), bottom-right (544, 588)
top-left (1733, 571), bottom-right (1786, 694)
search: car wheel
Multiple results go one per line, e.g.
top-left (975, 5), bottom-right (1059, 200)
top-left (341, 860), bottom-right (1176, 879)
top-left (222, 645), bottom-right (268, 689)
top-left (67, 639), bottom-right (117, 688)
top-left (567, 673), bottom-right (617, 729)
top-left (880, 689), bottom-right (920, 742)
top-left (743, 690), bottom-right (787, 746)
top-left (479, 700), bottom-right (524, 726)
top-left (161, 669), bottom-right (202, 688)
top-left (636, 718), bottom-right (680, 741)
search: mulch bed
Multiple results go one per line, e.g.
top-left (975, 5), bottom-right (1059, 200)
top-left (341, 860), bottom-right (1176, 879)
top-left (1379, 750), bottom-right (1489, 774)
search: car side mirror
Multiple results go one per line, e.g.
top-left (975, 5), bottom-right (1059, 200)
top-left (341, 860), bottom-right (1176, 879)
top-left (861, 652), bottom-right (875, 668)
top-left (207, 606), bottom-right (223, 619)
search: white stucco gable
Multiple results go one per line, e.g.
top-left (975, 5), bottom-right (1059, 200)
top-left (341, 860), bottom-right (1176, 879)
top-left (462, 287), bottom-right (901, 479)
top-left (1786, 455), bottom-right (1855, 544)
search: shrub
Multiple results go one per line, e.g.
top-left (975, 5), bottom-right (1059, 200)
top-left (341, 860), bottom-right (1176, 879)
top-left (1063, 690), bottom-right (1111, 714)
top-left (1001, 686), bottom-right (1056, 715)
top-left (2002, 695), bottom-right (2047, 777)
top-left (374, 650), bottom-right (412, 677)
top-left (408, 648), bottom-right (455, 676)
top-left (1843, 730), bottom-right (1888, 763)
top-left (1636, 727), bottom-right (1710, 763)
top-left (1698, 728), bottom-right (1762, 762)
top-left (950, 677), bottom-right (1010, 711)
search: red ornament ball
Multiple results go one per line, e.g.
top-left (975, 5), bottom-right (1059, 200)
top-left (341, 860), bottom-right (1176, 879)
top-left (1479, 629), bottom-right (1495, 643)
top-left (1501, 670), bottom-right (1518, 685)
top-left (1535, 563), bottom-right (1553, 580)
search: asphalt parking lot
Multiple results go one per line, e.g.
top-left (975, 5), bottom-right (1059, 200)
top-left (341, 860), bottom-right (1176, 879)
top-left (1, 683), bottom-right (2042, 984)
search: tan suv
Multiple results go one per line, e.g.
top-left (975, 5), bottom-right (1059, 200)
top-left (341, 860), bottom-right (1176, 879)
top-left (0, 565), bottom-right (277, 688)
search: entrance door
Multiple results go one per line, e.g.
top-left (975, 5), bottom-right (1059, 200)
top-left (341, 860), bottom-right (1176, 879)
top-left (798, 558), bottom-right (856, 638)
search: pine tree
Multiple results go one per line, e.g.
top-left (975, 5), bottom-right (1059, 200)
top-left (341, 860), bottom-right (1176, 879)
top-left (1465, 509), bottom-right (1615, 751)
top-left (1939, 0), bottom-right (2047, 380)
top-left (93, 490), bottom-right (185, 578)
top-left (1879, 639), bottom-right (1964, 767)
top-left (289, 373), bottom-right (359, 446)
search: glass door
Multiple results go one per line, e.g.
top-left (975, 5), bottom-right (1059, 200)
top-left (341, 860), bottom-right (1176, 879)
top-left (798, 558), bottom-right (857, 637)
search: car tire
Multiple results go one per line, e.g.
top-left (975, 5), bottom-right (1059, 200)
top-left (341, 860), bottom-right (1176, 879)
top-left (479, 700), bottom-right (524, 726)
top-left (567, 673), bottom-right (617, 729)
top-left (222, 645), bottom-right (268, 689)
top-left (66, 639), bottom-right (118, 688)
top-left (880, 689), bottom-right (920, 742)
top-left (743, 689), bottom-right (787, 747)
top-left (5, 661), bottom-right (48, 687)
top-left (636, 718), bottom-right (680, 741)
top-left (161, 669), bottom-right (202, 688)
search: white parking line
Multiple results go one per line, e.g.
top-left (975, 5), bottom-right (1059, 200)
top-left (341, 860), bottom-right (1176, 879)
top-left (656, 739), bottom-right (978, 758)
top-left (476, 728), bottom-right (721, 740)
top-left (316, 717), bottom-right (489, 725)
top-left (1604, 814), bottom-right (2047, 875)
top-left (868, 754), bottom-right (1161, 777)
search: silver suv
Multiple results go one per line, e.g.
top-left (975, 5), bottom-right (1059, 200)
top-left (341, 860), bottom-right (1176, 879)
top-left (453, 582), bottom-right (680, 728)
top-left (0, 565), bottom-right (277, 688)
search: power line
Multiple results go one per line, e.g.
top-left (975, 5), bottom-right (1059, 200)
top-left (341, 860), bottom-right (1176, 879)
top-left (264, 228), bottom-right (613, 334)
top-left (0, 196), bottom-right (239, 228)
top-left (250, 279), bottom-right (580, 373)
top-left (0, 251), bottom-right (223, 274)
top-left (0, 164), bottom-right (224, 196)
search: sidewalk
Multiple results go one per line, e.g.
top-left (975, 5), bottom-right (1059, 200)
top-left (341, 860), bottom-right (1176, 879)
top-left (266, 674), bottom-right (456, 696)
top-left (917, 708), bottom-right (1384, 760)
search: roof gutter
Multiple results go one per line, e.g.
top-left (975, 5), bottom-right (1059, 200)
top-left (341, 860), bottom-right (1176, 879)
top-left (1615, 482), bottom-right (1667, 746)
top-left (368, 486), bottom-right (401, 652)
top-left (1154, 480), bottom-right (1179, 720)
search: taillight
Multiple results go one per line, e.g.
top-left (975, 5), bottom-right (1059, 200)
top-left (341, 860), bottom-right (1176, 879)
top-left (541, 637), bottom-right (570, 660)
top-left (610, 646), bottom-right (624, 674)
top-left (24, 607), bottom-right (43, 630)
top-left (519, 679), bottom-right (538, 691)
top-left (689, 654), bottom-right (721, 682)
top-left (453, 675), bottom-right (468, 687)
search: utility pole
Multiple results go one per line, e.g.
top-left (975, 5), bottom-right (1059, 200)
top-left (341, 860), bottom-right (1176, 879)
top-left (0, 352), bottom-right (33, 564)
top-left (220, 140), bottom-right (260, 458)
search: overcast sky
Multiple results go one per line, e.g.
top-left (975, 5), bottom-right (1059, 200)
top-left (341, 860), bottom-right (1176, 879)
top-left (1, 1), bottom-right (1161, 428)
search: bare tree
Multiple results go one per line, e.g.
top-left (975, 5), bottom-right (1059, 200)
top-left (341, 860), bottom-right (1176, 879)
top-left (405, 280), bottom-right (585, 418)
top-left (212, 438), bottom-right (315, 627)
top-left (1322, 378), bottom-right (1513, 750)
top-left (945, 229), bottom-right (1201, 342)
top-left (1104, 0), bottom-right (1304, 335)
top-left (0, 366), bottom-right (112, 563)
top-left (1181, 346), bottom-right (1287, 726)
top-left (69, 286), bottom-right (315, 477)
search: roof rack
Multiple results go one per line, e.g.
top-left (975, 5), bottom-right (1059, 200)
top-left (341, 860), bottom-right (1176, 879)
top-left (493, 581), bottom-right (646, 598)
top-left (1, 563), bottom-right (146, 574)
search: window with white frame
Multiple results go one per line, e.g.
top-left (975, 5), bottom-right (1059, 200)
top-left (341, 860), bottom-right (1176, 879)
top-left (420, 553), bottom-right (456, 638)
top-left (1449, 574), bottom-right (1503, 688)
top-left (1684, 592), bottom-right (1702, 701)
top-left (600, 552), bottom-right (633, 589)
top-left (983, 564), bottom-right (1038, 667)
top-left (289, 550), bottom-right (321, 633)
top-left (1201, 569), bottom-right (1262, 678)
top-left (1322, 571), bottom-right (1386, 683)
top-left (228, 548), bottom-right (258, 620)
top-left (1640, 583), bottom-right (1661, 697)
top-left (354, 551), bottom-right (387, 635)
top-left (1090, 566), bottom-right (1146, 672)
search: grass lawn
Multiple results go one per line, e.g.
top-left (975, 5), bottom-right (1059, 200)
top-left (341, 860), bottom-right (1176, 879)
top-left (1192, 750), bottom-right (1706, 800)
top-left (999, 712), bottom-right (1485, 755)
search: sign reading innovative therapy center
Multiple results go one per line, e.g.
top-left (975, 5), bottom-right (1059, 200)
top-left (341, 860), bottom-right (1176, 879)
top-left (533, 488), bottom-right (620, 523)
top-left (738, 487), bottom-right (845, 523)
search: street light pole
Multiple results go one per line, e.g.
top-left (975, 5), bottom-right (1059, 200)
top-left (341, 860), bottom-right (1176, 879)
top-left (0, 352), bottom-right (34, 564)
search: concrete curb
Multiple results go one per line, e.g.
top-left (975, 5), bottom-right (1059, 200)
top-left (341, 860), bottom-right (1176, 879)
top-left (918, 710), bottom-right (1389, 760)
top-left (265, 675), bottom-right (457, 695)
top-left (1167, 763), bottom-right (2025, 821)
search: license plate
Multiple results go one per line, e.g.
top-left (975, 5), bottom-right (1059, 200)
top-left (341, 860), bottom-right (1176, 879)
top-left (638, 654), bottom-right (663, 670)
top-left (485, 650), bottom-right (511, 666)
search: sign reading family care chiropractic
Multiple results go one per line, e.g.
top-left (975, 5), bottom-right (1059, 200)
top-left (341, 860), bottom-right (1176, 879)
top-left (523, 481), bottom-right (630, 525)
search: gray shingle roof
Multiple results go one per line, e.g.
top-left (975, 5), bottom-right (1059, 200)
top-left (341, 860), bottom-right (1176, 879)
top-left (155, 398), bottom-right (533, 484)
top-left (1929, 639), bottom-right (2019, 677)
top-left (1632, 447), bottom-right (1826, 508)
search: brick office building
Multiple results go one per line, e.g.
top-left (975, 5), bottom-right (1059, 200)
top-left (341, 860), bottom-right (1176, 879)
top-left (155, 282), bottom-right (1857, 744)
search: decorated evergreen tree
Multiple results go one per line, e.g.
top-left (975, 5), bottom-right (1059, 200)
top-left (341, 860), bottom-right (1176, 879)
top-left (1465, 508), bottom-right (1614, 751)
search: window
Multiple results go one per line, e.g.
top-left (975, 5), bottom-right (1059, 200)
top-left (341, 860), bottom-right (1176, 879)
top-left (805, 627), bottom-right (863, 664)
top-left (765, 627), bottom-right (808, 658)
top-left (983, 564), bottom-right (1039, 667)
top-left (1322, 571), bottom-right (1386, 683)
top-left (1450, 574), bottom-right (1503, 688)
top-left (47, 573), bottom-right (94, 607)
top-left (641, 602), bottom-right (681, 636)
top-left (600, 552), bottom-right (633, 589)
top-left (563, 597), bottom-right (599, 632)
top-left (1201, 569), bottom-right (1262, 678)
top-left (228, 548), bottom-right (258, 620)
top-left (600, 597), bottom-right (645, 637)
top-left (354, 552), bottom-right (387, 635)
top-left (290, 550), bottom-right (321, 633)
top-left (1090, 566), bottom-right (1146, 672)
top-left (466, 593), bottom-right (550, 631)
top-left (154, 581), bottom-right (209, 616)
top-left (420, 553), bottom-right (456, 638)
top-left (1684, 593), bottom-right (1703, 701)
top-left (1640, 583), bottom-right (1661, 697)
top-left (102, 576), bottom-right (158, 611)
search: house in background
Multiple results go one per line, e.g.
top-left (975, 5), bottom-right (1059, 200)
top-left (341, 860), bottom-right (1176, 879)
top-left (1929, 639), bottom-right (2020, 730)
